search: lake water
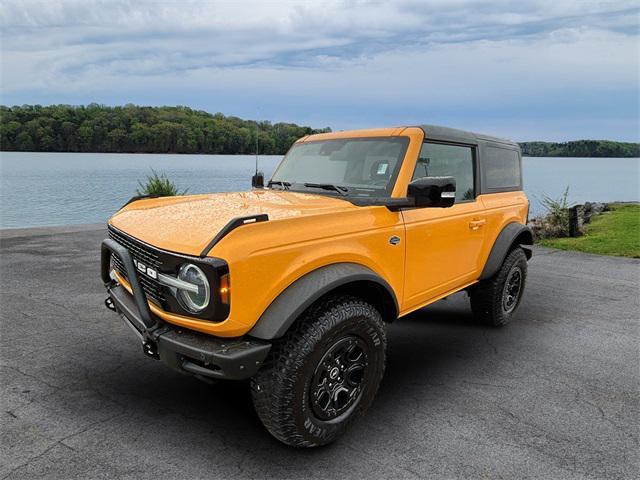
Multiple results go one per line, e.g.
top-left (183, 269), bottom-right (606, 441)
top-left (0, 152), bottom-right (638, 229)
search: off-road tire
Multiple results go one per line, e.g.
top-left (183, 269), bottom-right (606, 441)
top-left (250, 295), bottom-right (386, 447)
top-left (470, 247), bottom-right (528, 327)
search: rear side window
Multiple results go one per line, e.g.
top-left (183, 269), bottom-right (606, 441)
top-left (412, 142), bottom-right (475, 203)
top-left (484, 147), bottom-right (521, 189)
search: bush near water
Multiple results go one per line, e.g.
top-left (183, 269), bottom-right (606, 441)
top-left (136, 169), bottom-right (188, 197)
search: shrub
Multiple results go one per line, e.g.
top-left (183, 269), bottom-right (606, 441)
top-left (136, 169), bottom-right (188, 197)
top-left (540, 186), bottom-right (571, 235)
top-left (530, 186), bottom-right (574, 239)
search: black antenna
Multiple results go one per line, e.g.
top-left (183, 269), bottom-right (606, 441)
top-left (255, 124), bottom-right (259, 175)
top-left (251, 120), bottom-right (264, 188)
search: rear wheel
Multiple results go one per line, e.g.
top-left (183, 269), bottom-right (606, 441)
top-left (470, 247), bottom-right (528, 326)
top-left (251, 295), bottom-right (386, 447)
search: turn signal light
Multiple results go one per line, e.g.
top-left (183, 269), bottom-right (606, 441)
top-left (219, 274), bottom-right (230, 304)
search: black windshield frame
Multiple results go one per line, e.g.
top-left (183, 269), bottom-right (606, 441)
top-left (269, 136), bottom-right (410, 198)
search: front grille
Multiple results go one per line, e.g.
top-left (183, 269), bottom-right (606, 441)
top-left (108, 227), bottom-right (165, 305)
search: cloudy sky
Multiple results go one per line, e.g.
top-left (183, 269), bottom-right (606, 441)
top-left (1, 0), bottom-right (638, 141)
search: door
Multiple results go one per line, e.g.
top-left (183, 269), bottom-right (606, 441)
top-left (401, 141), bottom-right (487, 310)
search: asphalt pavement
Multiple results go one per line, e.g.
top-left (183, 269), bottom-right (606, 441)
top-left (1, 226), bottom-right (638, 479)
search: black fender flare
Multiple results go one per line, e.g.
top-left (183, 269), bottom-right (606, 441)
top-left (247, 263), bottom-right (399, 340)
top-left (480, 222), bottom-right (533, 281)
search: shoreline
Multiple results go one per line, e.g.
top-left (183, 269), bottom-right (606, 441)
top-left (1, 150), bottom-right (639, 159)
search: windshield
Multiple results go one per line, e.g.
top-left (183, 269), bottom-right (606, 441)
top-left (270, 137), bottom-right (409, 197)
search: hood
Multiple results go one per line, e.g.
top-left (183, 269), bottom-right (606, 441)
top-left (109, 190), bottom-right (357, 256)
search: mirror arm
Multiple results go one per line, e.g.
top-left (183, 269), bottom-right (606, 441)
top-left (347, 197), bottom-right (415, 209)
top-left (384, 198), bottom-right (415, 211)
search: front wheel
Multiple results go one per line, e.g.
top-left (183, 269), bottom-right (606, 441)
top-left (470, 247), bottom-right (528, 327)
top-left (251, 295), bottom-right (386, 447)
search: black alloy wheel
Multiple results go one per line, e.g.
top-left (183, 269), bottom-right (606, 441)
top-left (502, 266), bottom-right (523, 313)
top-left (310, 336), bottom-right (369, 421)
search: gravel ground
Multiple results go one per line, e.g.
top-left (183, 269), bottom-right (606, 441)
top-left (1, 227), bottom-right (638, 479)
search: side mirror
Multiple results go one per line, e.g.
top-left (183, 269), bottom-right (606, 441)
top-left (251, 171), bottom-right (264, 188)
top-left (408, 176), bottom-right (456, 208)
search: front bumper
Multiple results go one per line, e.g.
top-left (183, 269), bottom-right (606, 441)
top-left (101, 238), bottom-right (271, 381)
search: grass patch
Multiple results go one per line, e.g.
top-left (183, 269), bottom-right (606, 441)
top-left (136, 169), bottom-right (187, 197)
top-left (539, 204), bottom-right (640, 258)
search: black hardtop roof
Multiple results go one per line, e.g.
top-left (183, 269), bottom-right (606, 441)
top-left (418, 124), bottom-right (518, 148)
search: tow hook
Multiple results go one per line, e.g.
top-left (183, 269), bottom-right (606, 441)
top-left (104, 297), bottom-right (116, 312)
top-left (143, 341), bottom-right (159, 359)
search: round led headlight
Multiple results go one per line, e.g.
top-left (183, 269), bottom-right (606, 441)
top-left (177, 263), bottom-right (210, 313)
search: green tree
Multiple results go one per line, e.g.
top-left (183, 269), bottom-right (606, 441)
top-left (520, 140), bottom-right (640, 157)
top-left (0, 103), bottom-right (330, 154)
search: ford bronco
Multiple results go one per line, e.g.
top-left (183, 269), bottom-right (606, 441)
top-left (102, 125), bottom-right (532, 447)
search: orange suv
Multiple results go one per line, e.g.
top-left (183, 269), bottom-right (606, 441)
top-left (102, 125), bottom-right (532, 447)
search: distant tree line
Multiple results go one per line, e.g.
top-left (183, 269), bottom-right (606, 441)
top-left (2, 104), bottom-right (638, 158)
top-left (0, 104), bottom-right (331, 154)
top-left (519, 140), bottom-right (639, 158)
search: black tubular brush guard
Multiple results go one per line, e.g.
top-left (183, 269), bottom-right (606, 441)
top-left (101, 238), bottom-right (271, 380)
top-left (101, 239), bottom-right (156, 329)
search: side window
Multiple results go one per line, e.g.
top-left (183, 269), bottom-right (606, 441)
top-left (412, 142), bottom-right (475, 202)
top-left (484, 147), bottom-right (521, 189)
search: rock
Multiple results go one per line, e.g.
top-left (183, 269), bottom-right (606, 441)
top-left (529, 201), bottom-right (610, 239)
top-left (582, 202), bottom-right (608, 224)
top-left (528, 215), bottom-right (567, 240)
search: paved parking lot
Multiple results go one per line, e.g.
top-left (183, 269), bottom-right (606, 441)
top-left (1, 226), bottom-right (638, 479)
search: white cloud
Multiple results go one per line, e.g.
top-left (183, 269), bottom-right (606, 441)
top-left (0, 0), bottom-right (638, 140)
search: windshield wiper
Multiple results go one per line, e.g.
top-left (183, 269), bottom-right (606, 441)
top-left (268, 180), bottom-right (291, 190)
top-left (303, 183), bottom-right (349, 196)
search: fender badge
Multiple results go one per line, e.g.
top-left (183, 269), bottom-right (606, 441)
top-left (389, 236), bottom-right (401, 246)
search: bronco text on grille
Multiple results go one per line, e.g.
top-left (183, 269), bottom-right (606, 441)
top-left (108, 226), bottom-right (165, 305)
